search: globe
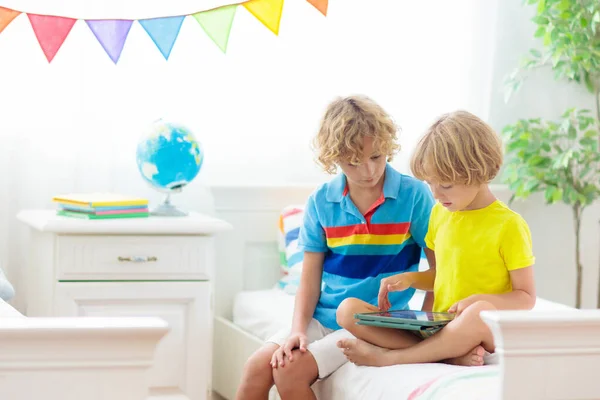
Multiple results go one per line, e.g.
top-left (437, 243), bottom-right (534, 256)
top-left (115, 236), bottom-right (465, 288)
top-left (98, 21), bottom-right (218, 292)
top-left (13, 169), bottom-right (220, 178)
top-left (136, 119), bottom-right (204, 216)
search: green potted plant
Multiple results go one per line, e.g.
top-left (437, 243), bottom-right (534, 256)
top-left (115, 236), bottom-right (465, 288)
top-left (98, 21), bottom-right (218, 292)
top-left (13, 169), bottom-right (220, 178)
top-left (502, 0), bottom-right (600, 309)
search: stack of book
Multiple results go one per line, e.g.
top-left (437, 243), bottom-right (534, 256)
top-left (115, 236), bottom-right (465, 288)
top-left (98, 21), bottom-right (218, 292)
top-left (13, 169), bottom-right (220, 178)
top-left (52, 193), bottom-right (150, 219)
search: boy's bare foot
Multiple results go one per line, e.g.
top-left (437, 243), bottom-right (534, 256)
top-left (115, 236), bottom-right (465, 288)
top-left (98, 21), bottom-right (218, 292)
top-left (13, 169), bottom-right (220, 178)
top-left (337, 338), bottom-right (394, 367)
top-left (445, 345), bottom-right (485, 367)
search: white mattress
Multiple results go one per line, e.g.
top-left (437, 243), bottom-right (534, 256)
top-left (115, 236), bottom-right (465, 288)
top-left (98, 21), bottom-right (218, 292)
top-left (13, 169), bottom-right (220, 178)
top-left (232, 289), bottom-right (572, 400)
top-left (233, 288), bottom-right (426, 340)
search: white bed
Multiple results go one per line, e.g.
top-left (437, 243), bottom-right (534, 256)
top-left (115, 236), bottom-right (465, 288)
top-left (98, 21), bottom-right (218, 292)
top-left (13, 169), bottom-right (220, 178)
top-left (210, 185), bottom-right (600, 400)
top-left (231, 288), bottom-right (575, 400)
top-left (0, 298), bottom-right (168, 400)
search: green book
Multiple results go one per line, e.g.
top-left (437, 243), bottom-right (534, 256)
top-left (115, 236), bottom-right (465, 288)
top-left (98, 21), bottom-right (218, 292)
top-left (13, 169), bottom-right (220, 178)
top-left (57, 210), bottom-right (149, 219)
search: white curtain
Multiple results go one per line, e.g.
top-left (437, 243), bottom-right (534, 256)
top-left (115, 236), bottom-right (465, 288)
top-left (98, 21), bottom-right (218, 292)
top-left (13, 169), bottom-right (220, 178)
top-left (0, 0), bottom-right (498, 311)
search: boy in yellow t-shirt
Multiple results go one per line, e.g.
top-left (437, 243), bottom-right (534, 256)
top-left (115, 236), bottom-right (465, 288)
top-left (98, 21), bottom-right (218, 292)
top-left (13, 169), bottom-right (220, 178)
top-left (335, 110), bottom-right (536, 367)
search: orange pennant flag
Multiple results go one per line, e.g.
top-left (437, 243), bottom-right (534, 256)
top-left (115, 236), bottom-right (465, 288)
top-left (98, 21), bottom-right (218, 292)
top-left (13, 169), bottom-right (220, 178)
top-left (243, 0), bottom-right (284, 35)
top-left (307, 0), bottom-right (327, 16)
top-left (0, 6), bottom-right (20, 34)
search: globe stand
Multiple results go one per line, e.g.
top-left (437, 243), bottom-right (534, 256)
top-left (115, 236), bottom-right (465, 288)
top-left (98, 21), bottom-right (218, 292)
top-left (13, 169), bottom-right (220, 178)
top-left (151, 193), bottom-right (188, 217)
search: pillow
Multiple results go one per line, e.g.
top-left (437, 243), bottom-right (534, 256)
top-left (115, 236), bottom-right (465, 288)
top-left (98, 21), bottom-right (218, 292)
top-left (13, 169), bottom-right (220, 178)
top-left (0, 266), bottom-right (15, 301)
top-left (277, 205), bottom-right (305, 294)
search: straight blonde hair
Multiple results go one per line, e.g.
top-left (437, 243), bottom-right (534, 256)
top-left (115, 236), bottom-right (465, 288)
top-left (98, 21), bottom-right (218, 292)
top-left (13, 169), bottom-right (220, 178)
top-left (411, 110), bottom-right (503, 185)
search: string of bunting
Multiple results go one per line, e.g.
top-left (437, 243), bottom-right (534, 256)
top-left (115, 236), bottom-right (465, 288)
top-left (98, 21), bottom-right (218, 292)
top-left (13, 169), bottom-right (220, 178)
top-left (0, 0), bottom-right (327, 63)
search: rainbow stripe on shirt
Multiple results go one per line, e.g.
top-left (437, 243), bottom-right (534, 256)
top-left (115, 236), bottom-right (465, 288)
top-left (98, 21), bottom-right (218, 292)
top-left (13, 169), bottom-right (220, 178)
top-left (325, 222), bottom-right (411, 252)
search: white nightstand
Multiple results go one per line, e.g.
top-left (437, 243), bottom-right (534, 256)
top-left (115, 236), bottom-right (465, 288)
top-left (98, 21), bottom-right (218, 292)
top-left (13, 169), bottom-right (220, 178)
top-left (17, 210), bottom-right (232, 400)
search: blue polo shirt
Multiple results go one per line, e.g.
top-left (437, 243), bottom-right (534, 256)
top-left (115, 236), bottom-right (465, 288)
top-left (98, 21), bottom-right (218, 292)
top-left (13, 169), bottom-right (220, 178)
top-left (298, 164), bottom-right (434, 329)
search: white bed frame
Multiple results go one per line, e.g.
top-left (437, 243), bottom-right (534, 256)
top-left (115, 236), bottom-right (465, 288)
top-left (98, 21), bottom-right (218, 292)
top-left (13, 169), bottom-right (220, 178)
top-left (210, 185), bottom-right (600, 400)
top-left (0, 301), bottom-right (168, 400)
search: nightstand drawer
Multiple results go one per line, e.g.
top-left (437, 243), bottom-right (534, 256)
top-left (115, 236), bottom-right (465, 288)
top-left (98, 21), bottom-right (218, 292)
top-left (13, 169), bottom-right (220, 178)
top-left (56, 235), bottom-right (211, 281)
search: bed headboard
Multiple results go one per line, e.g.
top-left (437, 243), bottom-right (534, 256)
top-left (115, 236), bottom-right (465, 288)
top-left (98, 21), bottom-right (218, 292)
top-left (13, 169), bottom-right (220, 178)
top-left (212, 185), bottom-right (316, 319)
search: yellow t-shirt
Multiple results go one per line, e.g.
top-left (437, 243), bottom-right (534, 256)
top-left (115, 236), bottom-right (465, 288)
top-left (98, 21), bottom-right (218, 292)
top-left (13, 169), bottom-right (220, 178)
top-left (425, 200), bottom-right (535, 313)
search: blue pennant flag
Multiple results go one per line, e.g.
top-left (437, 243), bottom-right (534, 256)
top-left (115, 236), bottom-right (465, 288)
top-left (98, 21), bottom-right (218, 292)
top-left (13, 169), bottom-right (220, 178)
top-left (139, 15), bottom-right (185, 60)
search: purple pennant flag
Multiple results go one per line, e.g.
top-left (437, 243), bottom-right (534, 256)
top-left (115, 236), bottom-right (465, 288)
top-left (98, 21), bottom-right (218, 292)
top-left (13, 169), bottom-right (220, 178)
top-left (86, 19), bottom-right (133, 64)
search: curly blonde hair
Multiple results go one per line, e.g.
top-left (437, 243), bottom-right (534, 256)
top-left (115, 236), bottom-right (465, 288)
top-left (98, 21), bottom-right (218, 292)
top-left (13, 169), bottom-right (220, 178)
top-left (410, 110), bottom-right (503, 185)
top-left (313, 95), bottom-right (400, 174)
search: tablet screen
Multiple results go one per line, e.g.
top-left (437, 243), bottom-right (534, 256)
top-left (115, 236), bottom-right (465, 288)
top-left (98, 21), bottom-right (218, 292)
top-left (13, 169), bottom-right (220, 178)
top-left (363, 310), bottom-right (455, 323)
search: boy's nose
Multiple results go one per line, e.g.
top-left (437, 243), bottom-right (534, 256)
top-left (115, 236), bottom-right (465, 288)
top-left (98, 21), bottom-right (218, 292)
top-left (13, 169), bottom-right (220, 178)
top-left (432, 190), bottom-right (445, 201)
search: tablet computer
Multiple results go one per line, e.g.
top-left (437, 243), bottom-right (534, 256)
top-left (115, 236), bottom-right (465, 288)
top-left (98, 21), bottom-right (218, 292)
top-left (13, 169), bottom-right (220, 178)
top-left (354, 310), bottom-right (455, 331)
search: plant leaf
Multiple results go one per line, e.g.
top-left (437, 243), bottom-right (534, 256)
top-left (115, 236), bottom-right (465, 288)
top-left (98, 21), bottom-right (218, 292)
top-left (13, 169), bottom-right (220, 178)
top-left (530, 48), bottom-right (542, 58)
top-left (584, 71), bottom-right (596, 92)
top-left (537, 0), bottom-right (546, 13)
top-left (534, 26), bottom-right (546, 37)
top-left (584, 129), bottom-right (598, 138)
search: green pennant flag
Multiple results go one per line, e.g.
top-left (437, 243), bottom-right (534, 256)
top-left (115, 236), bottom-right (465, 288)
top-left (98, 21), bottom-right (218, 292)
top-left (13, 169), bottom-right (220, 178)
top-left (193, 5), bottom-right (237, 53)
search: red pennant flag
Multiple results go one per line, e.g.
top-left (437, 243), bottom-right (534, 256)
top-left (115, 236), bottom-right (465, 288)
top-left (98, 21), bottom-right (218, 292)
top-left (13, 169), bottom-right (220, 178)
top-left (307, 0), bottom-right (327, 16)
top-left (0, 6), bottom-right (20, 34)
top-left (27, 14), bottom-right (77, 62)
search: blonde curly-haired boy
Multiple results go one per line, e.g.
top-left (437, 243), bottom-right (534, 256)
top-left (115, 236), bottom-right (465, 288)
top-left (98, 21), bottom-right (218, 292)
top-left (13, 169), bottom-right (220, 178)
top-left (336, 110), bottom-right (536, 368)
top-left (236, 95), bottom-right (435, 399)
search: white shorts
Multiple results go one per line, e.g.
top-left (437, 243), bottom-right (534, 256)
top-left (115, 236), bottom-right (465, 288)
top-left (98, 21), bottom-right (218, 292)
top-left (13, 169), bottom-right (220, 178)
top-left (266, 318), bottom-right (355, 379)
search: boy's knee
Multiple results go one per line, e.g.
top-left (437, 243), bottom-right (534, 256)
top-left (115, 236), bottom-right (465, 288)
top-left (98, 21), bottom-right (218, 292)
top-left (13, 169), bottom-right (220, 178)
top-left (461, 300), bottom-right (496, 323)
top-left (273, 350), bottom-right (318, 394)
top-left (336, 297), bottom-right (362, 330)
top-left (241, 345), bottom-right (276, 382)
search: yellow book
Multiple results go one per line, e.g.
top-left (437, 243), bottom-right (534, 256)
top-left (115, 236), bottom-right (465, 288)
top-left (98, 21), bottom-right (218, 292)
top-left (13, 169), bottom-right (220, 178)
top-left (52, 193), bottom-right (149, 207)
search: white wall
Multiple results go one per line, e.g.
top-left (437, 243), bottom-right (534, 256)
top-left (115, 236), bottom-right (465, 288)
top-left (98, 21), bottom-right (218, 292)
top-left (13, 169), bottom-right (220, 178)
top-left (486, 0), bottom-right (599, 308)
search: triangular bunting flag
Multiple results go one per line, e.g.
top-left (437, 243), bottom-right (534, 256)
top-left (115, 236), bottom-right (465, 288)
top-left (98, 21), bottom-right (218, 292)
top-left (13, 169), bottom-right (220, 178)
top-left (86, 20), bottom-right (133, 64)
top-left (193, 5), bottom-right (237, 53)
top-left (27, 14), bottom-right (77, 62)
top-left (307, 0), bottom-right (327, 16)
top-left (0, 6), bottom-right (20, 34)
top-left (243, 0), bottom-right (284, 35)
top-left (139, 16), bottom-right (184, 60)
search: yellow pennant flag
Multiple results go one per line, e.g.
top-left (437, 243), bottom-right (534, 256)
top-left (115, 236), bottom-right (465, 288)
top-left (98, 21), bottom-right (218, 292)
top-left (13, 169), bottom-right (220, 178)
top-left (243, 0), bottom-right (284, 35)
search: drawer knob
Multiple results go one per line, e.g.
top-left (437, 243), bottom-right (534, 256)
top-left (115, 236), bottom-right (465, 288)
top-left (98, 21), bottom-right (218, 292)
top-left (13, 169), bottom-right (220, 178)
top-left (117, 256), bottom-right (158, 263)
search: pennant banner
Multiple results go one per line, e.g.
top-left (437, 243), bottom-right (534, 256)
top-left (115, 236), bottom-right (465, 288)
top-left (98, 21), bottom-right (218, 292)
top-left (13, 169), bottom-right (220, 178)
top-left (139, 16), bottom-right (185, 60)
top-left (193, 5), bottom-right (237, 53)
top-left (0, 6), bottom-right (19, 33)
top-left (0, 1), bottom-right (327, 63)
top-left (27, 13), bottom-right (77, 62)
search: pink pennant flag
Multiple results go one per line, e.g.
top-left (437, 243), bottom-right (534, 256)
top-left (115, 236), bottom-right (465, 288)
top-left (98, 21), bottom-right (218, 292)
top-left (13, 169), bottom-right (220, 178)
top-left (86, 19), bottom-right (133, 64)
top-left (27, 14), bottom-right (77, 62)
